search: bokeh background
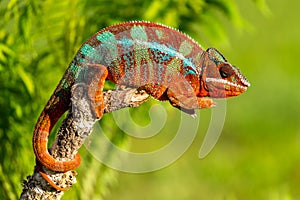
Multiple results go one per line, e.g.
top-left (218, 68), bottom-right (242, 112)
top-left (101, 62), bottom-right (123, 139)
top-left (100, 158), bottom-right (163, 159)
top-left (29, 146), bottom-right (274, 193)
top-left (1, 0), bottom-right (299, 199)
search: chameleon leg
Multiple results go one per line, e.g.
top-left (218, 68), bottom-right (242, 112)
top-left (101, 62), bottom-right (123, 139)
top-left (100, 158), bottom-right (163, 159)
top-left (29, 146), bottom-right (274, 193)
top-left (168, 92), bottom-right (215, 110)
top-left (84, 63), bottom-right (108, 119)
top-left (167, 76), bottom-right (215, 111)
top-left (140, 84), bottom-right (167, 100)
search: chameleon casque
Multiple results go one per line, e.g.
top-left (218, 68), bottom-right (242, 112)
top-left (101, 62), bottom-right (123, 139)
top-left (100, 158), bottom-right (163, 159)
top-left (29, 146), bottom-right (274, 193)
top-left (33, 21), bottom-right (250, 190)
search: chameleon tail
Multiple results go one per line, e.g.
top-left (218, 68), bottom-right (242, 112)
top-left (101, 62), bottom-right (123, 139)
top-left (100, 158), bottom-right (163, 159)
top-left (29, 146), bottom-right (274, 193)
top-left (32, 90), bottom-right (81, 172)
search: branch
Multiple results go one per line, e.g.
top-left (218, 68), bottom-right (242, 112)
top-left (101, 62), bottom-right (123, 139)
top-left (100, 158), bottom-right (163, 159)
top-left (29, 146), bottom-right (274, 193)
top-left (20, 86), bottom-right (149, 199)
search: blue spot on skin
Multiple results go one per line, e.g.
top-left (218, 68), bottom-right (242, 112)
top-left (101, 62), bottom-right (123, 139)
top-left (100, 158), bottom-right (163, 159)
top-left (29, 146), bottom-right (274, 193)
top-left (151, 48), bottom-right (172, 63)
top-left (122, 52), bottom-right (134, 68)
top-left (161, 54), bottom-right (171, 62)
top-left (76, 57), bottom-right (85, 63)
top-left (96, 31), bottom-right (116, 44)
top-left (183, 58), bottom-right (197, 76)
top-left (167, 45), bottom-right (177, 51)
top-left (131, 26), bottom-right (148, 41)
top-left (156, 63), bottom-right (165, 81)
top-left (96, 31), bottom-right (118, 57)
top-left (185, 69), bottom-right (197, 76)
top-left (118, 36), bottom-right (135, 67)
top-left (80, 44), bottom-right (103, 62)
top-left (80, 44), bottom-right (94, 56)
top-left (183, 58), bottom-right (196, 70)
top-left (69, 63), bottom-right (81, 79)
top-left (120, 36), bottom-right (134, 49)
top-left (149, 42), bottom-right (176, 57)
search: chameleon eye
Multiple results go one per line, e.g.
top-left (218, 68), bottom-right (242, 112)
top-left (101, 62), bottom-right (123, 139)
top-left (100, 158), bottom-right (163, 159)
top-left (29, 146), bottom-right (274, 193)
top-left (219, 66), bottom-right (229, 78)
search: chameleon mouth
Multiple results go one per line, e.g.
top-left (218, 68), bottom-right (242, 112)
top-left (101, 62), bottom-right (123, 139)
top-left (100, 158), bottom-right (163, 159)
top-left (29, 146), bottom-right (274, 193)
top-left (205, 78), bottom-right (250, 91)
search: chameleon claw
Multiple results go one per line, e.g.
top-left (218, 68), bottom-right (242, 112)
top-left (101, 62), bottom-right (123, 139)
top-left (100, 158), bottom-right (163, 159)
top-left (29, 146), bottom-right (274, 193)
top-left (211, 101), bottom-right (217, 107)
top-left (191, 113), bottom-right (197, 118)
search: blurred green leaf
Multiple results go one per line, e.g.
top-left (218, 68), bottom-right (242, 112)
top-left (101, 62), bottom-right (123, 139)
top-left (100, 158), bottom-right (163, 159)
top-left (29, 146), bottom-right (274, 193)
top-left (0, 44), bottom-right (15, 63)
top-left (253, 0), bottom-right (272, 16)
top-left (16, 66), bottom-right (35, 96)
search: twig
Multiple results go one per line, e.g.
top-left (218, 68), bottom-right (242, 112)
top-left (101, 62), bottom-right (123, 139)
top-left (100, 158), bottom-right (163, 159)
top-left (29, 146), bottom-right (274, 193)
top-left (20, 86), bottom-right (149, 199)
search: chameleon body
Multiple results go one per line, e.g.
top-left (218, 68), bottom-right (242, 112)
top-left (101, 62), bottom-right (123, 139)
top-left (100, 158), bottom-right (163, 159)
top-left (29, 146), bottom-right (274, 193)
top-left (33, 21), bottom-right (250, 190)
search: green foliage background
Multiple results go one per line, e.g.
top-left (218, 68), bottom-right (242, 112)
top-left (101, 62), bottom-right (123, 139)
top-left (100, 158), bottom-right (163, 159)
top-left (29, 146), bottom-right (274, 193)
top-left (1, 0), bottom-right (299, 199)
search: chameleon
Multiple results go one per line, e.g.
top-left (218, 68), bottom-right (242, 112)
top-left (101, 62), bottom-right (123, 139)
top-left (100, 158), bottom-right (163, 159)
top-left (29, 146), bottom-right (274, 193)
top-left (32, 21), bottom-right (250, 190)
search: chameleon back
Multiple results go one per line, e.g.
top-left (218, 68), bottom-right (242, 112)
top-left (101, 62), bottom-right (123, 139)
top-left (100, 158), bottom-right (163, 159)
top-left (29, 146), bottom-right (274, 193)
top-left (73, 21), bottom-right (205, 89)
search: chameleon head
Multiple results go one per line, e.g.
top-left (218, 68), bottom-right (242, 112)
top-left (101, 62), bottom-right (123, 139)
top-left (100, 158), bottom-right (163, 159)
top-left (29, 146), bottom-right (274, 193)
top-left (200, 48), bottom-right (250, 98)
